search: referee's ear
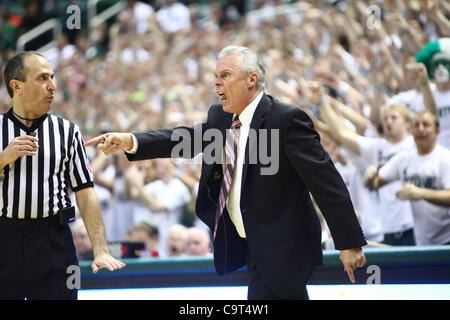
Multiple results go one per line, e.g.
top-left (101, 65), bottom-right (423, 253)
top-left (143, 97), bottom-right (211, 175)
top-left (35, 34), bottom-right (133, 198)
top-left (9, 79), bottom-right (23, 97)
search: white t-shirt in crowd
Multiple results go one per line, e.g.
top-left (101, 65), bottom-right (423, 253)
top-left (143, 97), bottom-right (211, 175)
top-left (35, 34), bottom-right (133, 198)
top-left (387, 84), bottom-right (450, 150)
top-left (357, 135), bottom-right (416, 234)
top-left (432, 89), bottom-right (450, 150)
top-left (156, 2), bottom-right (191, 34)
top-left (144, 178), bottom-right (191, 256)
top-left (340, 148), bottom-right (384, 242)
top-left (109, 177), bottom-right (142, 242)
top-left (378, 145), bottom-right (450, 245)
top-left (387, 87), bottom-right (427, 115)
top-left (133, 1), bottom-right (155, 34)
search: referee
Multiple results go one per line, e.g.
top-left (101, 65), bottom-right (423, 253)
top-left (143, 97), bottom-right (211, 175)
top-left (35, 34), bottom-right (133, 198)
top-left (0, 52), bottom-right (125, 299)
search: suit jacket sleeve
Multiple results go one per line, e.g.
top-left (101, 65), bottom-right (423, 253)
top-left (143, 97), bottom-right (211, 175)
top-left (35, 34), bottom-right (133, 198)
top-left (283, 108), bottom-right (366, 250)
top-left (125, 123), bottom-right (207, 161)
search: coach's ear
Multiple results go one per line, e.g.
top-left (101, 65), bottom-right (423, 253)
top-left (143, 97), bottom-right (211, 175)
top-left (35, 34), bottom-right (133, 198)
top-left (247, 72), bottom-right (259, 89)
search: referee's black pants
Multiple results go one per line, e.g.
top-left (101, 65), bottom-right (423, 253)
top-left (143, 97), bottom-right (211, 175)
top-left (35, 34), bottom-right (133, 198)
top-left (0, 215), bottom-right (78, 300)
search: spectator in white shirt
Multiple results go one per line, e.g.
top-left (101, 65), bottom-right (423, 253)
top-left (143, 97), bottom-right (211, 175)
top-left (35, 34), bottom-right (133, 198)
top-left (320, 94), bottom-right (416, 246)
top-left (365, 111), bottom-right (450, 245)
top-left (125, 0), bottom-right (155, 34)
top-left (156, 0), bottom-right (191, 34)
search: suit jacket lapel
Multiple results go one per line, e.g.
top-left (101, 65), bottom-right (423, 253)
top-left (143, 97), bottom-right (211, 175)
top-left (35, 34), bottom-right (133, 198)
top-left (221, 113), bottom-right (233, 146)
top-left (241, 94), bottom-right (271, 189)
top-left (202, 107), bottom-right (232, 182)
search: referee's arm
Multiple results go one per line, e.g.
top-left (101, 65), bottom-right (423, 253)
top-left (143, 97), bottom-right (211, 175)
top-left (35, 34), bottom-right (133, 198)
top-left (71, 126), bottom-right (125, 273)
top-left (75, 187), bottom-right (126, 273)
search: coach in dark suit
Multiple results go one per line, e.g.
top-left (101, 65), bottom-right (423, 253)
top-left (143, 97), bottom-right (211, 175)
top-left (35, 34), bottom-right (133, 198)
top-left (86, 46), bottom-right (366, 299)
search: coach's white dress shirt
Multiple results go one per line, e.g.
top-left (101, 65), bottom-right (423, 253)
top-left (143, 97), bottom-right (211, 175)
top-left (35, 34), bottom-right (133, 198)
top-left (226, 90), bottom-right (263, 238)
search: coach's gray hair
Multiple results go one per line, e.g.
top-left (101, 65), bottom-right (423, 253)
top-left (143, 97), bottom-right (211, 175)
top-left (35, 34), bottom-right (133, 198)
top-left (218, 46), bottom-right (266, 89)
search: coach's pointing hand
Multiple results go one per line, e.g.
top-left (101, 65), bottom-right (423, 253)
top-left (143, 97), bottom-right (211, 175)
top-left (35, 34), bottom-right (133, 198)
top-left (340, 247), bottom-right (366, 283)
top-left (85, 132), bottom-right (134, 156)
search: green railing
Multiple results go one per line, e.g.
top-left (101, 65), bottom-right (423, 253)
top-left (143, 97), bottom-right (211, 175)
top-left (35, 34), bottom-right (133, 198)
top-left (79, 246), bottom-right (450, 289)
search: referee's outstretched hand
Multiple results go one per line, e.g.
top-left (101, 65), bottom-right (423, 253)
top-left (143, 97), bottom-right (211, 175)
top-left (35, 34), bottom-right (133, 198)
top-left (92, 252), bottom-right (126, 274)
top-left (85, 132), bottom-right (134, 156)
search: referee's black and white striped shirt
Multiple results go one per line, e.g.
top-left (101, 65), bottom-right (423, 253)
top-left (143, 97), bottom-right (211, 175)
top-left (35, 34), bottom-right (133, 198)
top-left (0, 108), bottom-right (94, 219)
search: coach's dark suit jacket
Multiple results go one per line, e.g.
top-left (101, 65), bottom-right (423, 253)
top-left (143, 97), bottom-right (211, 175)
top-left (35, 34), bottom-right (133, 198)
top-left (126, 94), bottom-right (366, 297)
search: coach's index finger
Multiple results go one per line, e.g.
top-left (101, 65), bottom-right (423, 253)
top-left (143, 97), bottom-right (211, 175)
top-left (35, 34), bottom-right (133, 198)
top-left (84, 134), bottom-right (106, 147)
top-left (345, 265), bottom-right (355, 283)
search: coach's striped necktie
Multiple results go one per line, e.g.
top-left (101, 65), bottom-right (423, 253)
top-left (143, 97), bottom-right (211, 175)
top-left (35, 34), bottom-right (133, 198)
top-left (211, 116), bottom-right (242, 249)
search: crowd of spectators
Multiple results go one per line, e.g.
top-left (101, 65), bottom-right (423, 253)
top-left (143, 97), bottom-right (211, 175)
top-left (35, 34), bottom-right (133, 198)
top-left (1, 0), bottom-right (450, 259)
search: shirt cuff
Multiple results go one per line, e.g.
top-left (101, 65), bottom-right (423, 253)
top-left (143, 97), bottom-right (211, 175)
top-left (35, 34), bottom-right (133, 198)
top-left (125, 134), bottom-right (138, 154)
